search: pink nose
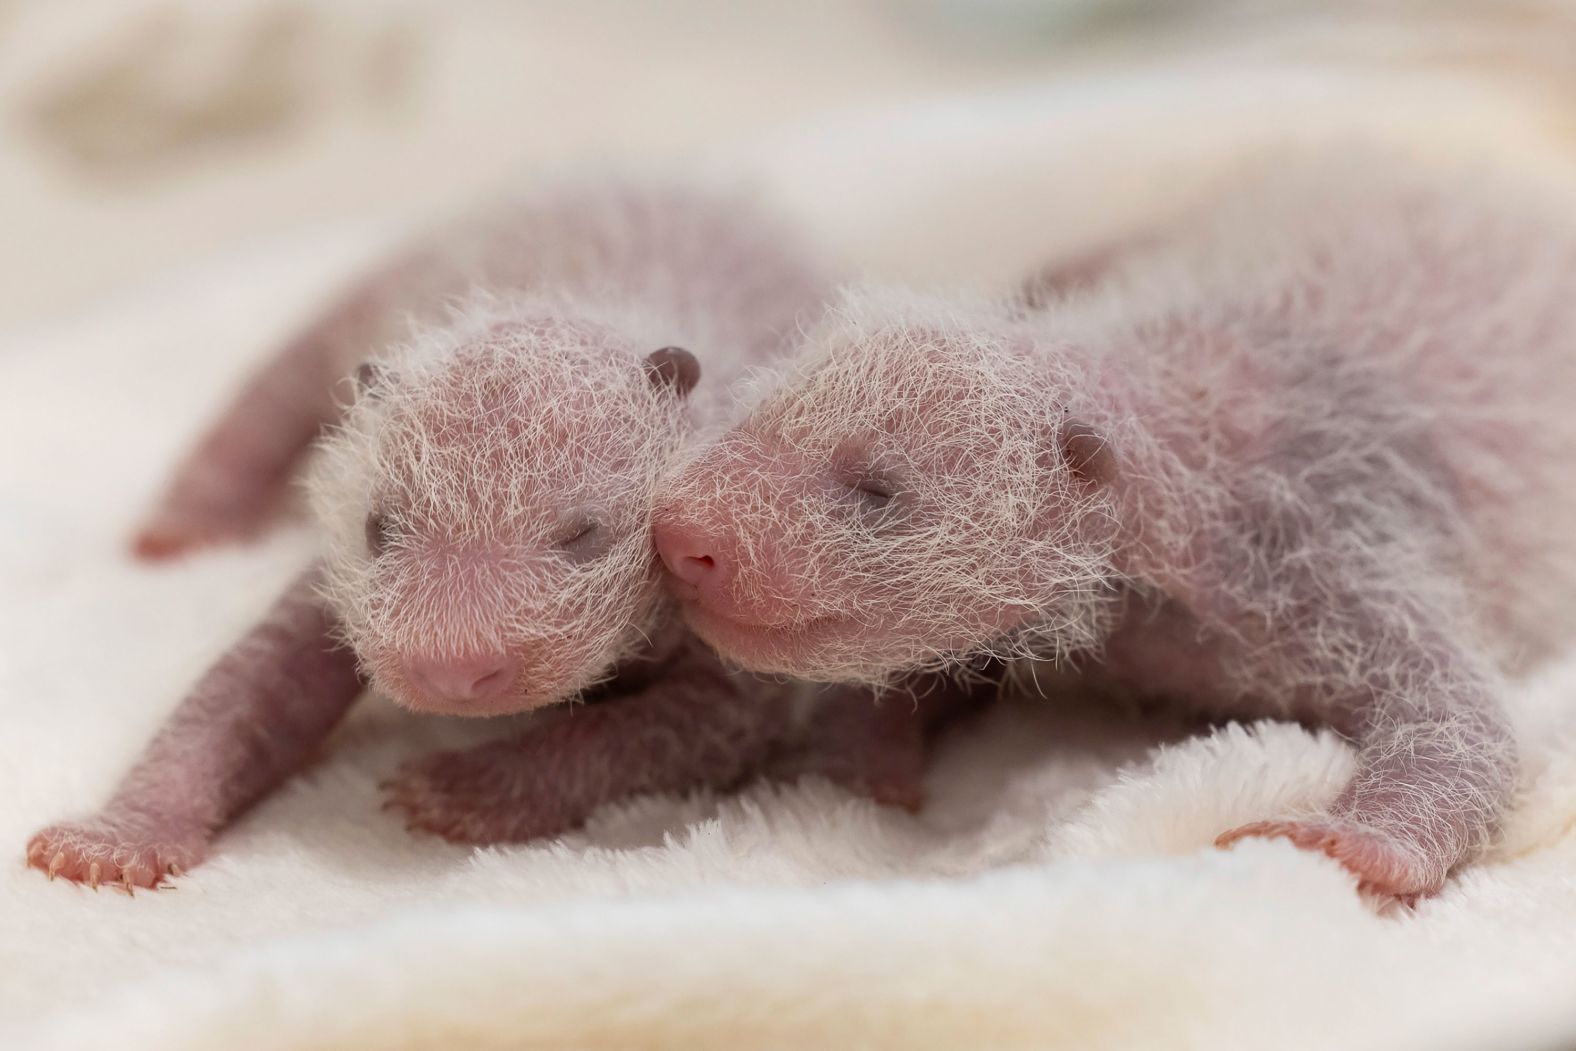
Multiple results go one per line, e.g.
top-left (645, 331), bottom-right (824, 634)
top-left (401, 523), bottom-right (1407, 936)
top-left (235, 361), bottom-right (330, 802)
top-left (403, 653), bottom-right (517, 703)
top-left (654, 520), bottom-right (729, 592)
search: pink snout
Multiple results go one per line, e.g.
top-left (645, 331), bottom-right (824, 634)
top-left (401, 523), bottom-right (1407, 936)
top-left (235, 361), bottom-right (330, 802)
top-left (653, 519), bottom-right (733, 598)
top-left (403, 653), bottom-right (517, 704)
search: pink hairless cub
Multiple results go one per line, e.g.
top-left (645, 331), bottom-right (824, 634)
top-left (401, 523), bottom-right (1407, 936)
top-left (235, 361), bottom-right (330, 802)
top-left (31, 180), bottom-right (944, 891)
top-left (655, 154), bottom-right (1576, 901)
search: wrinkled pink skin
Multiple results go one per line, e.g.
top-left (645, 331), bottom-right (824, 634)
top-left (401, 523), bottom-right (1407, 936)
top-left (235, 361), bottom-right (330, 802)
top-left (333, 336), bottom-right (682, 718)
top-left (1048, 239), bottom-right (1485, 895)
top-left (384, 668), bottom-right (975, 845)
top-left (131, 184), bottom-right (836, 716)
top-left (28, 568), bottom-right (958, 888)
top-left (666, 441), bottom-right (1502, 905)
top-left (659, 395), bottom-right (1508, 904)
top-left (657, 222), bottom-right (1539, 901)
top-left (1110, 595), bottom-right (1506, 901)
top-left (27, 570), bottom-right (362, 890)
top-left (34, 188), bottom-right (928, 889)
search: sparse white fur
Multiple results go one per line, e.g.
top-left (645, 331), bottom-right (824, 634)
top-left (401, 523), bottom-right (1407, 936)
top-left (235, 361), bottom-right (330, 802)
top-left (23, 179), bottom-right (840, 893)
top-left (310, 180), bottom-right (829, 710)
top-left (662, 151), bottom-right (1576, 892)
top-left (667, 286), bottom-right (1123, 681)
top-left (677, 153), bottom-right (1576, 681)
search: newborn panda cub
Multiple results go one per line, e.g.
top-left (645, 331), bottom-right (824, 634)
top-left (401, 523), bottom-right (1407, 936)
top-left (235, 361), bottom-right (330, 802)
top-left (656, 155), bottom-right (1576, 900)
top-left (27, 182), bottom-right (929, 891)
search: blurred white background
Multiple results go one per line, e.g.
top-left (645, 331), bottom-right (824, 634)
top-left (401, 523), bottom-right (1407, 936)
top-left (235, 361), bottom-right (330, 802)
top-left (1, 0), bottom-right (1574, 330)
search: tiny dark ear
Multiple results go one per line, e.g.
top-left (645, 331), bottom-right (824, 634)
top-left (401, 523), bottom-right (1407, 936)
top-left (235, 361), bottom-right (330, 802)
top-left (1058, 418), bottom-right (1117, 487)
top-left (644, 346), bottom-right (701, 398)
top-left (353, 361), bottom-right (396, 398)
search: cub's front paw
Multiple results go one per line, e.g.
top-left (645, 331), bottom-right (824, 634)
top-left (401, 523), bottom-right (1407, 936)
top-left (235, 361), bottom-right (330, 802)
top-left (1216, 818), bottom-right (1443, 902)
top-left (26, 813), bottom-right (206, 892)
top-left (382, 743), bottom-right (574, 846)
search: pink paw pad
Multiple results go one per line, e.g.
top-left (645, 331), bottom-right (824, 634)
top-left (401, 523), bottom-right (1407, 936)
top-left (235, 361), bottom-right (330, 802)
top-left (26, 816), bottom-right (206, 892)
top-left (1216, 818), bottom-right (1442, 901)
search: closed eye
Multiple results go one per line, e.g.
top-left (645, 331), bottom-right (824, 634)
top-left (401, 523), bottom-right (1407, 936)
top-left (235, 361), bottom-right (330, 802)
top-left (556, 519), bottom-right (610, 560)
top-left (830, 441), bottom-right (906, 525)
top-left (853, 479), bottom-right (893, 507)
top-left (838, 471), bottom-right (905, 523)
top-left (365, 511), bottom-right (396, 557)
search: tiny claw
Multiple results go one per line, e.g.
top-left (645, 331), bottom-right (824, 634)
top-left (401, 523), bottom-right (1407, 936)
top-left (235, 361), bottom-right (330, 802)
top-left (26, 840), bottom-right (45, 865)
top-left (167, 862), bottom-right (183, 878)
top-left (117, 873), bottom-right (135, 897)
top-left (87, 861), bottom-right (102, 888)
top-left (47, 852), bottom-right (65, 880)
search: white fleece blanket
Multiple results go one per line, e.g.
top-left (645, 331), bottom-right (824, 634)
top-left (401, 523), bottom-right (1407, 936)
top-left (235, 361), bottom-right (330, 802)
top-left (6, 64), bottom-right (1576, 1051)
